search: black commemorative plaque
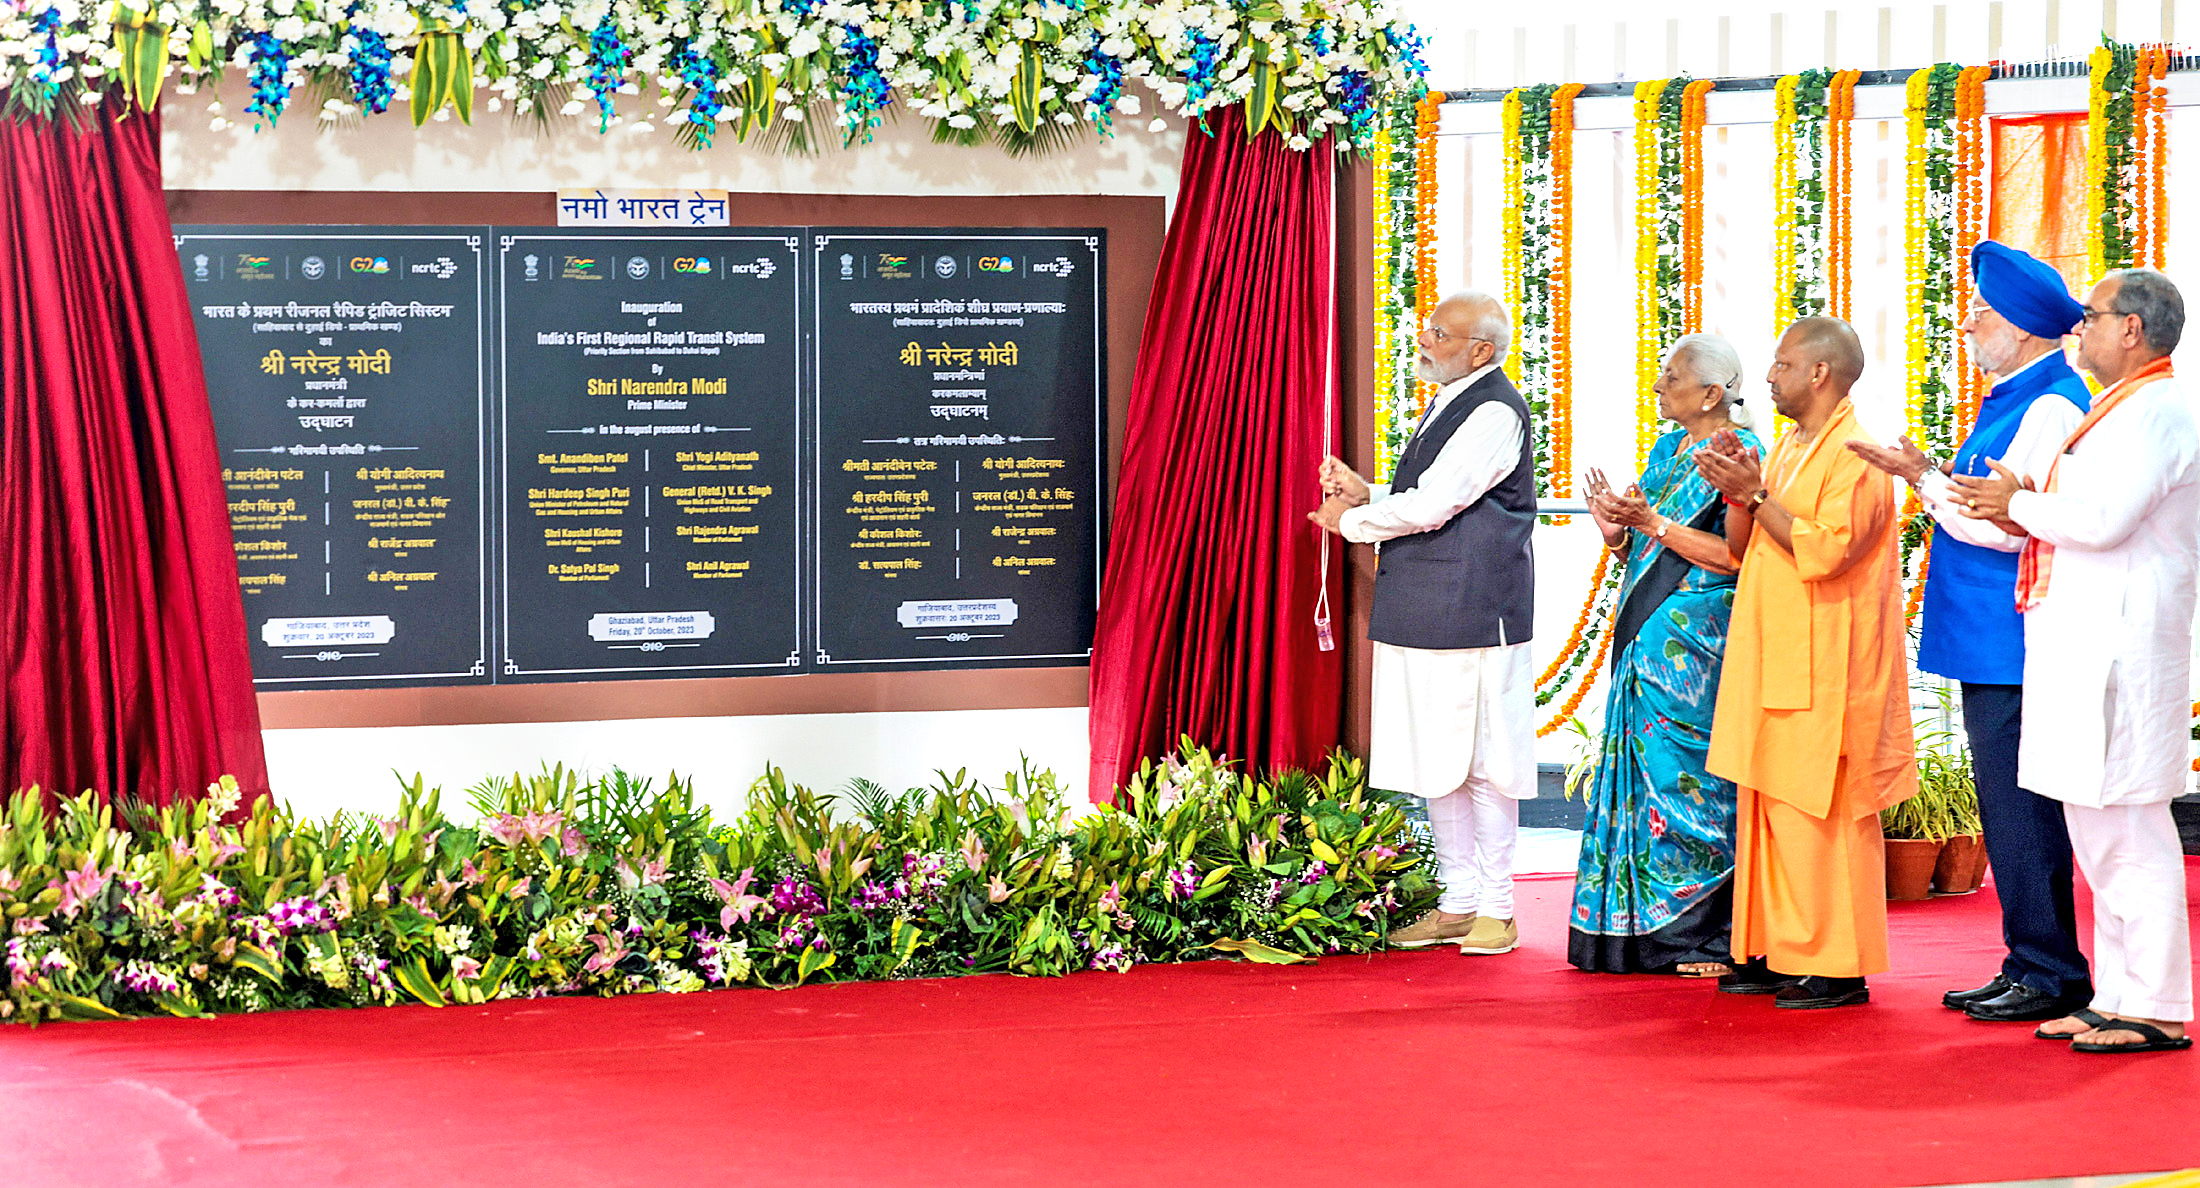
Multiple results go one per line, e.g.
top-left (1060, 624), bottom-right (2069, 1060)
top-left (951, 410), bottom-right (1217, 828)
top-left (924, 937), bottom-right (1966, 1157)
top-left (495, 230), bottom-right (804, 680)
top-left (809, 230), bottom-right (1104, 669)
top-left (179, 227), bottom-right (492, 687)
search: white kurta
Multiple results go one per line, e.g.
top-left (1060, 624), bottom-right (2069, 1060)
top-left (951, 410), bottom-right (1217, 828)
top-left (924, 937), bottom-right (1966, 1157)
top-left (1340, 365), bottom-right (1536, 802)
top-left (2009, 375), bottom-right (2200, 808)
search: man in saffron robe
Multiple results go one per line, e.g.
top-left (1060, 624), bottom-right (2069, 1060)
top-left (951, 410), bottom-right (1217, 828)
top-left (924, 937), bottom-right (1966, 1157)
top-left (1694, 317), bottom-right (1917, 1010)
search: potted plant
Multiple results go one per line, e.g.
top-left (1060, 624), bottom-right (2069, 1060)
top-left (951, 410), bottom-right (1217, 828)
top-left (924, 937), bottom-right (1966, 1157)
top-left (1882, 719), bottom-right (1983, 900)
top-left (1929, 753), bottom-right (1986, 895)
top-left (1880, 779), bottom-right (1954, 901)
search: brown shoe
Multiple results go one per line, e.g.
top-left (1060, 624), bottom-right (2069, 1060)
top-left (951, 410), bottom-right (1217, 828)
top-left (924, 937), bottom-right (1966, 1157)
top-left (1386, 910), bottom-right (1477, 948)
top-left (1458, 916), bottom-right (1518, 955)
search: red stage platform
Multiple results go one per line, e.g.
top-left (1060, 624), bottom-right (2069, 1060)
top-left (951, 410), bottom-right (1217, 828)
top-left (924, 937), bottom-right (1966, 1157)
top-left (5, 865), bottom-right (2198, 1188)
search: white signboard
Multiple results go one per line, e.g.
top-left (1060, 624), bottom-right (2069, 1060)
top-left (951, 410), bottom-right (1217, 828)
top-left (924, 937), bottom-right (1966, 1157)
top-left (556, 189), bottom-right (731, 228)
top-left (587, 611), bottom-right (717, 642)
top-left (896, 599), bottom-right (1020, 629)
top-left (260, 616), bottom-right (397, 647)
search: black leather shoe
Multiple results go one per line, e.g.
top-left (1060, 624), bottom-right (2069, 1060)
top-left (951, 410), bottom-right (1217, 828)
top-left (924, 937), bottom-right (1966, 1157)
top-left (1942, 974), bottom-right (2011, 1011)
top-left (1717, 958), bottom-right (1795, 996)
top-left (1775, 976), bottom-right (1871, 1009)
top-left (1965, 983), bottom-right (2093, 1023)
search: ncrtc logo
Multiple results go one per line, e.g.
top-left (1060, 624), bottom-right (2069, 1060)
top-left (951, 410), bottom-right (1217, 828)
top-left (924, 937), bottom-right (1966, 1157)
top-left (673, 256), bottom-right (713, 275)
top-left (349, 256), bottom-right (390, 274)
top-left (1031, 256), bottom-right (1075, 277)
top-left (725, 256), bottom-right (778, 280)
top-left (977, 256), bottom-right (1015, 273)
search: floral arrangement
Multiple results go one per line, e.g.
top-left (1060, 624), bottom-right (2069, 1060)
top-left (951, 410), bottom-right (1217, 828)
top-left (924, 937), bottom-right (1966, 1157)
top-left (2087, 40), bottom-right (2172, 276)
top-left (0, 745), bottom-right (1430, 1025)
top-left (1501, 81), bottom-right (1583, 507)
top-left (1370, 86), bottom-right (1428, 474)
top-left (0, 0), bottom-right (1428, 156)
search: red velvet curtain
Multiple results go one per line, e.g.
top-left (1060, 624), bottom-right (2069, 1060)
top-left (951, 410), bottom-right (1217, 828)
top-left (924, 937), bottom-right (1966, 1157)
top-left (0, 101), bottom-right (268, 805)
top-left (1087, 109), bottom-right (1341, 800)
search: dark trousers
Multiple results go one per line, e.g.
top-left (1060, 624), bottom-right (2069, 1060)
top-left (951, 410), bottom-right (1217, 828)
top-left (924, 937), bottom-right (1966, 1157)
top-left (1960, 682), bottom-right (2091, 996)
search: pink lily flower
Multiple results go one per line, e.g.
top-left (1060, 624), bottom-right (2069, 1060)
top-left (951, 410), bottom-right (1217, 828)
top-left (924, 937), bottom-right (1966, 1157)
top-left (54, 855), bottom-right (109, 919)
top-left (707, 868), bottom-right (766, 927)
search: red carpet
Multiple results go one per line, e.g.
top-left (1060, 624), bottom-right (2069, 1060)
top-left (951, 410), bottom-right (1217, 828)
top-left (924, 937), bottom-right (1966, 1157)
top-left (5, 865), bottom-right (2199, 1188)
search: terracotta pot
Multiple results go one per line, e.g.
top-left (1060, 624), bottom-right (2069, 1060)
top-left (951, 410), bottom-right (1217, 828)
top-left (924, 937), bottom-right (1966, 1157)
top-left (1885, 837), bottom-right (1944, 901)
top-left (1933, 833), bottom-right (1989, 895)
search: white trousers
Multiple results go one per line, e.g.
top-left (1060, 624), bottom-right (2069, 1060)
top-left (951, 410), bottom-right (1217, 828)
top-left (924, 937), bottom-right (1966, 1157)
top-left (1428, 778), bottom-right (1521, 918)
top-left (2064, 800), bottom-right (2193, 1021)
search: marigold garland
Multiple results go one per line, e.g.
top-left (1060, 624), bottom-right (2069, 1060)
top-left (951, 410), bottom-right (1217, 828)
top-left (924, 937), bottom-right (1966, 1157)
top-left (1372, 93), bottom-right (1427, 477)
top-left (1678, 80), bottom-right (1714, 334)
top-left (1539, 621), bottom-right (1615, 738)
top-left (1413, 90), bottom-right (1443, 417)
top-left (1772, 70), bottom-right (1835, 330)
top-left (1536, 551), bottom-right (1611, 690)
top-left (2086, 45), bottom-right (2116, 281)
top-left (2144, 47), bottom-right (2169, 269)
top-left (1548, 83), bottom-right (1585, 501)
top-left (1771, 74), bottom-right (1802, 334)
top-left (1825, 70), bottom-right (1860, 321)
top-left (1952, 66), bottom-right (1991, 437)
top-left (1499, 89), bottom-right (1525, 388)
top-left (2131, 45), bottom-right (2171, 270)
top-left (1633, 78), bottom-right (1693, 467)
top-left (1901, 64), bottom-right (1962, 620)
top-left (1372, 113), bottom-right (1397, 462)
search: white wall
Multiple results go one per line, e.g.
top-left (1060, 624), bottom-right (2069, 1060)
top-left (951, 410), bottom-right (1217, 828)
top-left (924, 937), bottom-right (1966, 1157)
top-left (164, 81), bottom-right (1186, 816)
top-left (261, 706), bottom-right (1091, 823)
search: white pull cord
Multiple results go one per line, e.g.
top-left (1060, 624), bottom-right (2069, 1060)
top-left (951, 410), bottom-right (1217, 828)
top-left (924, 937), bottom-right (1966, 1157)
top-left (1314, 179), bottom-right (1339, 653)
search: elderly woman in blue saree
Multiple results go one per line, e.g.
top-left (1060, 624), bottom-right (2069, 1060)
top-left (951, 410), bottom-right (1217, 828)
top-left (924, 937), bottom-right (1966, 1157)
top-left (1568, 334), bottom-right (1762, 976)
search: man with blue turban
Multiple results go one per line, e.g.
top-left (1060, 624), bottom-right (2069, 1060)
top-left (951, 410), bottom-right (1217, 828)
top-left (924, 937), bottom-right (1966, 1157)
top-left (1848, 240), bottom-right (2093, 1023)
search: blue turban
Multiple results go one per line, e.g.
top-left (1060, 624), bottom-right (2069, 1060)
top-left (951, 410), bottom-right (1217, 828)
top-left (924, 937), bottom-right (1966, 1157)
top-left (1972, 240), bottom-right (2084, 339)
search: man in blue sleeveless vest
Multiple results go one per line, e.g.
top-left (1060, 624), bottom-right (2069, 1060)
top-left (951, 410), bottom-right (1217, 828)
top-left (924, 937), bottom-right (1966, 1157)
top-left (1847, 240), bottom-right (2093, 1022)
top-left (1311, 290), bottom-right (1538, 957)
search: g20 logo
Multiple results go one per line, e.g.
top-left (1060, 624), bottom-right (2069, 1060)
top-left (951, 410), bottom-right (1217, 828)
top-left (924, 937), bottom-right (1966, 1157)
top-left (977, 256), bottom-right (1015, 273)
top-left (673, 257), bottom-right (712, 274)
top-left (348, 256), bottom-right (390, 274)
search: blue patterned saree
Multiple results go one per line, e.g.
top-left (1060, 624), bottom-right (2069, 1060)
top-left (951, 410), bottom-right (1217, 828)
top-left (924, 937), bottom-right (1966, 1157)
top-left (1566, 426), bottom-right (1760, 973)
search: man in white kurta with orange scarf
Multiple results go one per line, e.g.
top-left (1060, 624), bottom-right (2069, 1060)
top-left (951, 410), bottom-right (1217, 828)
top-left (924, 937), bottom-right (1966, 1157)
top-left (1956, 267), bottom-right (2195, 1053)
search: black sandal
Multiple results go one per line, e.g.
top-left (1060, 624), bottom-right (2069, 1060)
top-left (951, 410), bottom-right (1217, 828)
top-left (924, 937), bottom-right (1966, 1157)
top-left (2070, 1019), bottom-right (2193, 1053)
top-left (2034, 1008), bottom-right (2110, 1040)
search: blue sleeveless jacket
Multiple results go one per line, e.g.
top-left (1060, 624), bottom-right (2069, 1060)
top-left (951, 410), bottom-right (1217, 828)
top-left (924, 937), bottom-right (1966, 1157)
top-left (1915, 353), bottom-right (2091, 684)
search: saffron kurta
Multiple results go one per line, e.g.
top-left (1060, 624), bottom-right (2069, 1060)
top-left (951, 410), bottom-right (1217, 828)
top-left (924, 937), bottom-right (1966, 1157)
top-left (1708, 399), bottom-right (1917, 977)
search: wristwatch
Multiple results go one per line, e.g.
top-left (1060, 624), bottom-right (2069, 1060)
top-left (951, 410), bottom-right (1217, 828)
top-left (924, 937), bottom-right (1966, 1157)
top-left (1746, 489), bottom-right (1769, 511)
top-left (1654, 518), bottom-right (1671, 539)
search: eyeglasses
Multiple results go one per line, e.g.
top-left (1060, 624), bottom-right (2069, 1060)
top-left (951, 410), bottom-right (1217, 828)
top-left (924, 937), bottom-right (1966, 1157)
top-left (2080, 306), bottom-right (2130, 324)
top-left (1419, 325), bottom-right (1498, 347)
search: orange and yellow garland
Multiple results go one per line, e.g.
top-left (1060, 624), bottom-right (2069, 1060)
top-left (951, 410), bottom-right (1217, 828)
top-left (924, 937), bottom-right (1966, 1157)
top-left (1825, 70), bottom-right (1860, 321)
top-left (1548, 83), bottom-right (1585, 499)
top-left (2134, 45), bottom-right (2171, 270)
top-left (1952, 66), bottom-right (1990, 438)
top-left (1678, 79), bottom-right (1714, 334)
top-left (1412, 90), bottom-right (1442, 418)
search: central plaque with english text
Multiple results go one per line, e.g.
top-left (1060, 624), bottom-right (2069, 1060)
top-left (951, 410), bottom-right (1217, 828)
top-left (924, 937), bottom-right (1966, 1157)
top-left (495, 230), bottom-right (804, 680)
